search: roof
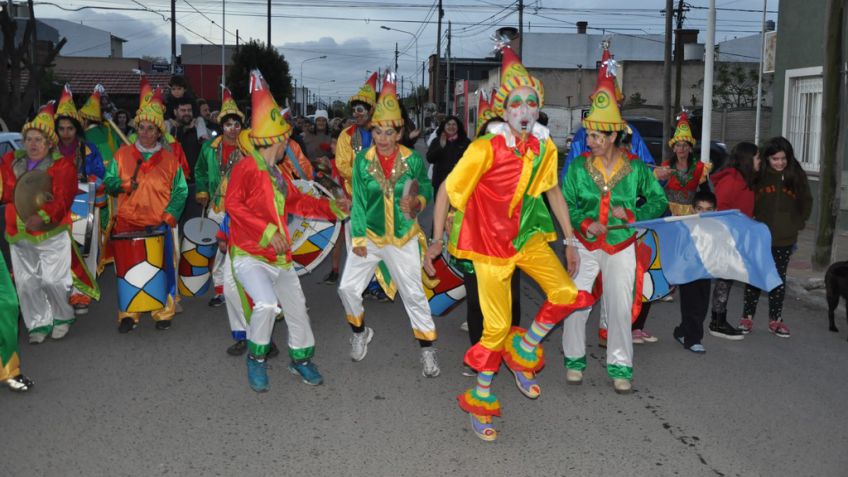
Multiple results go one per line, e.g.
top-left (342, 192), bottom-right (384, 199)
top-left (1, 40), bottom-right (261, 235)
top-left (51, 70), bottom-right (173, 95)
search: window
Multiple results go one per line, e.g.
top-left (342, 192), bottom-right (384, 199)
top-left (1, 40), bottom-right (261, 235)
top-left (783, 67), bottom-right (823, 173)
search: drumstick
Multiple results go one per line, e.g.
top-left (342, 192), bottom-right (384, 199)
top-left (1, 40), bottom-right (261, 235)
top-left (128, 158), bottom-right (142, 196)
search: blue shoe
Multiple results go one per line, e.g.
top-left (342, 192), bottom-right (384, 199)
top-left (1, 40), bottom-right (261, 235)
top-left (247, 356), bottom-right (269, 392)
top-left (288, 361), bottom-right (323, 386)
top-left (688, 343), bottom-right (706, 354)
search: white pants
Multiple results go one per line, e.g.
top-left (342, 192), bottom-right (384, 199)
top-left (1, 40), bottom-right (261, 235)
top-left (232, 255), bottom-right (314, 358)
top-left (11, 233), bottom-right (74, 332)
top-left (208, 209), bottom-right (226, 293)
top-left (562, 242), bottom-right (636, 373)
top-left (337, 238), bottom-right (436, 342)
top-left (223, 253), bottom-right (247, 340)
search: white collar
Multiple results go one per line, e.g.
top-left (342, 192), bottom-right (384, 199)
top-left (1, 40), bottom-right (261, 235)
top-left (485, 121), bottom-right (550, 147)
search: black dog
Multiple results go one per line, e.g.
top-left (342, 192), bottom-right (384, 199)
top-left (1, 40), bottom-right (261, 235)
top-left (825, 261), bottom-right (848, 338)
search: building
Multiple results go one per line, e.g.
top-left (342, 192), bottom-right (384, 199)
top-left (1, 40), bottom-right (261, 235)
top-left (40, 18), bottom-right (125, 58)
top-left (178, 44), bottom-right (238, 102)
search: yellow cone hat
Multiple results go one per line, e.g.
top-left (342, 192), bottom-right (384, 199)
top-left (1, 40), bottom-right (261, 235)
top-left (54, 84), bottom-right (81, 122)
top-left (476, 89), bottom-right (496, 135)
top-left (370, 72), bottom-right (403, 128)
top-left (669, 111), bottom-right (696, 147)
top-left (22, 101), bottom-right (58, 145)
top-left (492, 43), bottom-right (544, 116)
top-left (79, 84), bottom-right (105, 121)
top-left (217, 87), bottom-right (244, 122)
top-left (134, 85), bottom-right (166, 134)
top-left (247, 69), bottom-right (291, 146)
top-left (582, 45), bottom-right (627, 132)
top-left (349, 72), bottom-right (378, 107)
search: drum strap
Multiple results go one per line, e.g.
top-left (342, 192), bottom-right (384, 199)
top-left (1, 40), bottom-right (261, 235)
top-left (285, 145), bottom-right (308, 180)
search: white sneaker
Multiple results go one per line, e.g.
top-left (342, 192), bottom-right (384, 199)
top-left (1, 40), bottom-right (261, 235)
top-left (51, 323), bottom-right (70, 340)
top-left (28, 332), bottom-right (47, 344)
top-left (459, 321), bottom-right (469, 331)
top-left (420, 348), bottom-right (440, 377)
top-left (350, 327), bottom-right (373, 362)
top-left (613, 378), bottom-right (632, 394)
top-left (566, 369), bottom-right (583, 385)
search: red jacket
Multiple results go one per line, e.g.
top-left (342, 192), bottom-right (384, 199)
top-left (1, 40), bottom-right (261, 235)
top-left (712, 167), bottom-right (754, 217)
top-left (0, 150), bottom-right (77, 241)
top-left (225, 152), bottom-right (338, 264)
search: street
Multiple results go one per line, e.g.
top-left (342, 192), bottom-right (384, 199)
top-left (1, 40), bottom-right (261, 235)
top-left (2, 254), bottom-right (848, 477)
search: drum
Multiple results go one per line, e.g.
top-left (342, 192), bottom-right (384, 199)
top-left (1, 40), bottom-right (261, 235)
top-left (288, 180), bottom-right (342, 276)
top-left (423, 253), bottom-right (467, 317)
top-left (112, 230), bottom-right (168, 312)
top-left (637, 229), bottom-right (673, 302)
top-left (70, 182), bottom-right (97, 257)
top-left (178, 217), bottom-right (219, 296)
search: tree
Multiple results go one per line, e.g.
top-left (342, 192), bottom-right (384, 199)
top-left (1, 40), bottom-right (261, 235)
top-left (227, 40), bottom-right (292, 107)
top-left (0, 0), bottom-right (66, 131)
top-left (625, 92), bottom-right (647, 107)
top-left (693, 62), bottom-right (771, 109)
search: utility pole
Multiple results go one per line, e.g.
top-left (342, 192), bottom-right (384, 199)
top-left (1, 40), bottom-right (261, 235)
top-left (813, 0), bottom-right (846, 270)
top-left (267, 0), bottom-right (271, 47)
top-left (222, 0), bottom-right (226, 89)
top-left (754, 0), bottom-right (767, 144)
top-left (171, 0), bottom-right (177, 73)
top-left (236, 29), bottom-right (240, 53)
top-left (518, 0), bottom-right (524, 59)
top-left (434, 0), bottom-right (443, 113)
top-left (699, 0), bottom-right (716, 166)
top-left (394, 42), bottom-right (399, 72)
top-left (445, 21), bottom-right (451, 114)
top-left (662, 0), bottom-right (673, 162)
top-left (673, 0), bottom-right (688, 113)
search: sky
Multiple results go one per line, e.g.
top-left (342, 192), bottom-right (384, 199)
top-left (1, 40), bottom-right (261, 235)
top-left (32, 0), bottom-right (779, 104)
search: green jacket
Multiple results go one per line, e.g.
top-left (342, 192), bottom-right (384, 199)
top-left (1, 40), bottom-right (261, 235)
top-left (194, 137), bottom-right (242, 211)
top-left (350, 145), bottom-right (433, 248)
top-left (85, 124), bottom-right (121, 167)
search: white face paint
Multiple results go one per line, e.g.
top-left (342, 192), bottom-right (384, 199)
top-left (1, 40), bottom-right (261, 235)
top-left (505, 86), bottom-right (540, 136)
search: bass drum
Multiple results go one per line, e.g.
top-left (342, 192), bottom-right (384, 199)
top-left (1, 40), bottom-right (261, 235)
top-left (288, 180), bottom-right (342, 276)
top-left (423, 253), bottom-right (467, 317)
top-left (70, 181), bottom-right (98, 258)
top-left (636, 228), bottom-right (673, 302)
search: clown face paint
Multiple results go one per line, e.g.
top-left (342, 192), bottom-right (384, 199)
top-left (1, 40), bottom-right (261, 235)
top-left (505, 86), bottom-right (539, 136)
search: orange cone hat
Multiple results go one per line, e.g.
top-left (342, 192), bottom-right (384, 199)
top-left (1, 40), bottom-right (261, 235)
top-left (582, 43), bottom-right (627, 132)
top-left (247, 69), bottom-right (291, 146)
top-left (79, 84), bottom-right (105, 121)
top-left (596, 46), bottom-right (624, 103)
top-left (217, 87), bottom-right (244, 122)
top-left (54, 84), bottom-right (81, 122)
top-left (476, 89), bottom-right (496, 135)
top-left (349, 71), bottom-right (378, 107)
top-left (370, 72), bottom-right (403, 128)
top-left (134, 84), bottom-right (166, 134)
top-left (669, 111), bottom-right (696, 147)
top-left (492, 43), bottom-right (544, 116)
top-left (22, 101), bottom-right (58, 145)
top-left (137, 75), bottom-right (154, 113)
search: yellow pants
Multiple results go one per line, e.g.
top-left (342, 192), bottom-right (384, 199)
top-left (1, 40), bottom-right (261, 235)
top-left (473, 235), bottom-right (577, 354)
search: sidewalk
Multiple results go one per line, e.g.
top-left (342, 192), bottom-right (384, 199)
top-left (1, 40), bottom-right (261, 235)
top-left (785, 225), bottom-right (848, 309)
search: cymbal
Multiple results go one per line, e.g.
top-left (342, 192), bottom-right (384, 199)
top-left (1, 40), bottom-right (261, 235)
top-left (14, 169), bottom-right (56, 230)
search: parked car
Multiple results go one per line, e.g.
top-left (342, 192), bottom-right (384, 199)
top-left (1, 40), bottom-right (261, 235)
top-left (623, 116), bottom-right (728, 170)
top-left (0, 132), bottom-right (22, 156)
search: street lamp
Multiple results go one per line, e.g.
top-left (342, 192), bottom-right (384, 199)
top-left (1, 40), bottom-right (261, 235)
top-left (300, 55), bottom-right (327, 116)
top-left (315, 79), bottom-right (335, 109)
top-left (381, 25), bottom-right (420, 127)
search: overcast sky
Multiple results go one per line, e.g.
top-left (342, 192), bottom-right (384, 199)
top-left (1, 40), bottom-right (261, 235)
top-left (34, 0), bottom-right (779, 103)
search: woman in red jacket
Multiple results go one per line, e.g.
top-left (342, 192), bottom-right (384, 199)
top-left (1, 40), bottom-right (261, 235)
top-left (708, 141), bottom-right (760, 340)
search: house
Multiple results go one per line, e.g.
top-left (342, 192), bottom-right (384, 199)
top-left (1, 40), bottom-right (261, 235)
top-left (40, 18), bottom-right (125, 58)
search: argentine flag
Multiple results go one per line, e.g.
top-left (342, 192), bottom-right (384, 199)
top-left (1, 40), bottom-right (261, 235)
top-left (629, 211), bottom-right (783, 291)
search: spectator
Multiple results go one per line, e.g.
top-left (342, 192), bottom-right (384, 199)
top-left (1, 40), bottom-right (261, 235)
top-left (426, 115), bottom-right (470, 195)
top-left (171, 96), bottom-right (202, 180)
top-left (739, 137), bottom-right (812, 338)
top-left (164, 75), bottom-right (194, 121)
top-left (303, 110), bottom-right (333, 162)
top-left (114, 109), bottom-right (134, 137)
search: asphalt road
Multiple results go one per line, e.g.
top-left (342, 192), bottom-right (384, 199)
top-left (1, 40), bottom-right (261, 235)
top-left (2, 249), bottom-right (848, 477)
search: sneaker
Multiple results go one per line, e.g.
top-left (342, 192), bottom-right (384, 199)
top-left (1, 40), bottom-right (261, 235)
top-left (470, 413), bottom-right (497, 442)
top-left (689, 343), bottom-right (706, 354)
top-left (227, 340), bottom-right (247, 356)
top-left (673, 333), bottom-right (685, 347)
top-left (118, 317), bottom-right (136, 334)
top-left (738, 318), bottom-right (754, 334)
top-left (28, 332), bottom-right (47, 344)
top-left (708, 320), bottom-right (745, 340)
top-left (461, 365), bottom-right (477, 377)
top-left (208, 295), bottom-right (226, 307)
top-left (275, 311), bottom-right (285, 322)
top-left (288, 361), bottom-right (324, 385)
top-left (73, 303), bottom-right (89, 315)
top-left (5, 374), bottom-right (34, 392)
top-left (566, 369), bottom-right (583, 385)
top-left (266, 341), bottom-right (280, 359)
top-left (350, 327), bottom-right (374, 362)
top-left (631, 330), bottom-right (645, 344)
top-left (768, 320), bottom-right (791, 338)
top-left (660, 294), bottom-right (674, 302)
top-left (373, 288), bottom-right (390, 302)
top-left (639, 329), bottom-right (658, 343)
top-left (459, 321), bottom-right (469, 332)
top-left (51, 323), bottom-right (70, 340)
top-left (155, 320), bottom-right (172, 331)
top-left (322, 270), bottom-right (339, 284)
top-left (420, 348), bottom-right (440, 378)
top-left (613, 378), bottom-right (632, 394)
top-left (246, 355), bottom-right (269, 392)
